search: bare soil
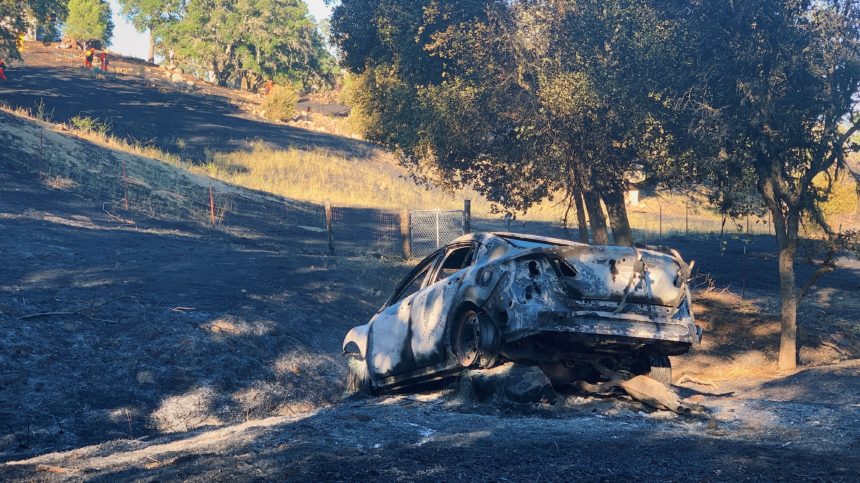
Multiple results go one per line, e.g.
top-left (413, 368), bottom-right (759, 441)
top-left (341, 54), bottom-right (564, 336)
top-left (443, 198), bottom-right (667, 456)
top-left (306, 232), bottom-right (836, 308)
top-left (0, 46), bottom-right (859, 481)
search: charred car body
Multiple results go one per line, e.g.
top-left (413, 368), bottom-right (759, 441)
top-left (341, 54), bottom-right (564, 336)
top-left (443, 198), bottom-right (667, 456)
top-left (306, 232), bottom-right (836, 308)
top-left (343, 232), bottom-right (701, 393)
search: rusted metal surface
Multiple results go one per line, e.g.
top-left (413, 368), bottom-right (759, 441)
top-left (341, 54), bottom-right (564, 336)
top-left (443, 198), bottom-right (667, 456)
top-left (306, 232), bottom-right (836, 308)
top-left (343, 232), bottom-right (702, 391)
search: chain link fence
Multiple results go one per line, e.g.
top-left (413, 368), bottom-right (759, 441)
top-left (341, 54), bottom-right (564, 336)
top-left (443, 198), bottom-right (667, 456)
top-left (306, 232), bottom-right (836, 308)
top-left (410, 210), bottom-right (465, 257)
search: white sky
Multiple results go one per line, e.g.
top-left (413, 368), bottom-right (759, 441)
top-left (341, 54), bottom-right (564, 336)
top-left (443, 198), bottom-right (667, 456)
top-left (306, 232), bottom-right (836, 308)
top-left (107, 0), bottom-right (334, 60)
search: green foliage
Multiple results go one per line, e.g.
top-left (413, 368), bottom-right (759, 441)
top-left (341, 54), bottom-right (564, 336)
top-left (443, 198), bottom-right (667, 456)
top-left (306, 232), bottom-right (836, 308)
top-left (676, 0), bottom-right (860, 235)
top-left (332, 0), bottom-right (682, 214)
top-left (117, 0), bottom-right (177, 32)
top-left (157, 0), bottom-right (336, 91)
top-left (117, 0), bottom-right (181, 61)
top-left (69, 115), bottom-right (110, 136)
top-left (0, 0), bottom-right (67, 60)
top-left (261, 84), bottom-right (299, 121)
top-left (65, 0), bottom-right (114, 44)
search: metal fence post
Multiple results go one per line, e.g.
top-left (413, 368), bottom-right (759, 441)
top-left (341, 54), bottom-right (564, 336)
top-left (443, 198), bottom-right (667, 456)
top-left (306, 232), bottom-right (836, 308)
top-left (435, 209), bottom-right (440, 248)
top-left (325, 199), bottom-right (334, 254)
top-left (400, 209), bottom-right (412, 259)
top-left (464, 199), bottom-right (471, 234)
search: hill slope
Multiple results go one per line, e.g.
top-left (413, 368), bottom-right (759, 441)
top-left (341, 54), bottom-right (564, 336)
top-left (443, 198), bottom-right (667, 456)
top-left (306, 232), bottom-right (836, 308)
top-left (0, 109), bottom-right (404, 459)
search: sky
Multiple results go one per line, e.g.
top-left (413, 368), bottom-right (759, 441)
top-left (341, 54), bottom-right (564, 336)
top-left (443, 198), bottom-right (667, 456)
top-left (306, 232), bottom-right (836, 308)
top-left (107, 0), bottom-right (334, 60)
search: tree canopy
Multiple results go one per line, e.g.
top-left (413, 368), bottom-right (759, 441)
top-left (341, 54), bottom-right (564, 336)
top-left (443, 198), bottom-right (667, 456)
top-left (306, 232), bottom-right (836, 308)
top-left (117, 0), bottom-right (180, 62)
top-left (0, 0), bottom-right (66, 60)
top-left (157, 0), bottom-right (336, 90)
top-left (333, 0), bottom-right (687, 245)
top-left (674, 0), bottom-right (860, 368)
top-left (64, 0), bottom-right (113, 45)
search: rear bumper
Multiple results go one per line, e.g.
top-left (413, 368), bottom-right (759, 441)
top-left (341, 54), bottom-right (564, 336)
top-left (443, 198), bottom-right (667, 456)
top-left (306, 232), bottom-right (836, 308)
top-left (506, 311), bottom-right (702, 346)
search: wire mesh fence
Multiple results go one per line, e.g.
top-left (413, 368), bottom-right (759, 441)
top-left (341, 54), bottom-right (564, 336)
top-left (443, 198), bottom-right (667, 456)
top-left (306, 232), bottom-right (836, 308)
top-left (410, 210), bottom-right (466, 257)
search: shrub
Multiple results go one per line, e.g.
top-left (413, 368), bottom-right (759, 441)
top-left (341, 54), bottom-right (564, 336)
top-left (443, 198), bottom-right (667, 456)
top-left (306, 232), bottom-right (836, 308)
top-left (69, 115), bottom-right (110, 136)
top-left (262, 84), bottom-right (299, 122)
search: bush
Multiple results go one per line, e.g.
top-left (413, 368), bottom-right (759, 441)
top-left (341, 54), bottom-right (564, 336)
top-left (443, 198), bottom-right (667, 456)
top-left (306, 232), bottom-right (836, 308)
top-left (69, 115), bottom-right (110, 136)
top-left (262, 84), bottom-right (299, 122)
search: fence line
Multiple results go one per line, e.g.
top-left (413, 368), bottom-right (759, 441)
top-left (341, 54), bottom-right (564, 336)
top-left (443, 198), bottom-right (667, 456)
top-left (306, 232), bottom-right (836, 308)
top-left (30, 147), bottom-right (857, 257)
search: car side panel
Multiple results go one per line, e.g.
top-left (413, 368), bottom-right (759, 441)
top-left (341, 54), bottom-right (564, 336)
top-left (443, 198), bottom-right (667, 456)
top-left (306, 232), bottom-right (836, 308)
top-left (409, 276), bottom-right (458, 368)
top-left (366, 295), bottom-right (416, 379)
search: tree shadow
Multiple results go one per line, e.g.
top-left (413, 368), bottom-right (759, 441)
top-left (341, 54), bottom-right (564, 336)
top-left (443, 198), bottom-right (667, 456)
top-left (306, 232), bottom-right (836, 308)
top-left (0, 64), bottom-right (378, 162)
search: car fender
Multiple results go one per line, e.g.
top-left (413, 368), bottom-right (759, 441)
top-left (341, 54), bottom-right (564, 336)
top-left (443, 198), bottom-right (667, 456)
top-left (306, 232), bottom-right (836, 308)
top-left (343, 324), bottom-right (370, 358)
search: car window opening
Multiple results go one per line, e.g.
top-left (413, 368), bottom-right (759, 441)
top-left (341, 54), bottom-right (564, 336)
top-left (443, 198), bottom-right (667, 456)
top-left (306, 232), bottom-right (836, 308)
top-left (436, 245), bottom-right (475, 281)
top-left (391, 256), bottom-right (437, 305)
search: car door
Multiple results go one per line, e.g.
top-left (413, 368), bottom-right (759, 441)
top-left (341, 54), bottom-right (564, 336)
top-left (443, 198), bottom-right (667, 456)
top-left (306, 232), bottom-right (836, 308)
top-left (408, 243), bottom-right (477, 368)
top-left (366, 251), bottom-right (439, 379)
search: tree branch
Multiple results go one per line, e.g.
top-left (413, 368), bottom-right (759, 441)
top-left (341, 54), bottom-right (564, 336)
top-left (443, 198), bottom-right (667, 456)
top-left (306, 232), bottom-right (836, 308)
top-left (797, 250), bottom-right (837, 302)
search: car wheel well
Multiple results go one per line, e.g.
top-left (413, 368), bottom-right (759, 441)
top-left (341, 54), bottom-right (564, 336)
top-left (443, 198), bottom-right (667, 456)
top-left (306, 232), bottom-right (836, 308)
top-left (343, 341), bottom-right (362, 356)
top-left (448, 302), bottom-right (501, 369)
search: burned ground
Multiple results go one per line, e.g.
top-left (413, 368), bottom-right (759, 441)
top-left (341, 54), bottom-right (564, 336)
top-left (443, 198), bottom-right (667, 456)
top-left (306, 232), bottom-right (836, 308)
top-left (0, 45), bottom-right (372, 161)
top-left (1, 47), bottom-right (859, 480)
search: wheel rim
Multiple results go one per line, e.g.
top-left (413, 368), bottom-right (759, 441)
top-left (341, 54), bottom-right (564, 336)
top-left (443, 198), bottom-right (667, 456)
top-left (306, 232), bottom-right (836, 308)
top-left (453, 311), bottom-right (480, 367)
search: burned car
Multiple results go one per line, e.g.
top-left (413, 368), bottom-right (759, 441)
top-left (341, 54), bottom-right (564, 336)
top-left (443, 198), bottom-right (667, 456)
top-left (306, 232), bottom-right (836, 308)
top-left (343, 232), bottom-right (701, 394)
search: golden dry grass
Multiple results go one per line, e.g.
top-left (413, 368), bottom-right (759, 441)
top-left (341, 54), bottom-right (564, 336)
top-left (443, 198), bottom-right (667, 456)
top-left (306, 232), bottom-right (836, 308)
top-left (203, 141), bottom-right (573, 220)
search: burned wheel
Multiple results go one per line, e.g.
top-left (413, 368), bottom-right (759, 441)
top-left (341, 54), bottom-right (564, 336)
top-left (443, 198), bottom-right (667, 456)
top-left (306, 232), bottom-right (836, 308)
top-left (630, 353), bottom-right (672, 387)
top-left (451, 309), bottom-right (500, 369)
top-left (647, 354), bottom-right (672, 387)
top-left (344, 353), bottom-right (372, 396)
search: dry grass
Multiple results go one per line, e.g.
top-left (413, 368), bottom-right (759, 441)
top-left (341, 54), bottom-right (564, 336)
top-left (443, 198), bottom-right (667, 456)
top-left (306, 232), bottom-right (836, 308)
top-left (204, 142), bottom-right (473, 211)
top-left (287, 112), bottom-right (365, 139)
top-left (7, 98), bottom-right (849, 233)
top-left (203, 141), bottom-right (572, 220)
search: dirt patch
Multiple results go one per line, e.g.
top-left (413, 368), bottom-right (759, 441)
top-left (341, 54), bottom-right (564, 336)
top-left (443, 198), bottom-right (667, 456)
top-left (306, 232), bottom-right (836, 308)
top-left (673, 288), bottom-right (859, 386)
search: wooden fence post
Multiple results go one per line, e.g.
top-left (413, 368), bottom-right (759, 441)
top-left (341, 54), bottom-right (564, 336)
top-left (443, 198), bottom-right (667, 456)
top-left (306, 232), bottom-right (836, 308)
top-left (464, 199), bottom-right (471, 234)
top-left (209, 185), bottom-right (215, 225)
top-left (685, 202), bottom-right (688, 236)
top-left (659, 203), bottom-right (663, 238)
top-left (325, 199), bottom-right (334, 254)
top-left (400, 209), bottom-right (412, 259)
top-left (122, 159), bottom-right (129, 210)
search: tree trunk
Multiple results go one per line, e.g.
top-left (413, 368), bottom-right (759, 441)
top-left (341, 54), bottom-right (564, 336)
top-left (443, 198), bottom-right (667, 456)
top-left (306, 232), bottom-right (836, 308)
top-left (571, 178), bottom-right (590, 243)
top-left (777, 240), bottom-right (798, 370)
top-left (147, 28), bottom-right (155, 64)
top-left (584, 190), bottom-right (609, 245)
top-left (603, 189), bottom-right (634, 247)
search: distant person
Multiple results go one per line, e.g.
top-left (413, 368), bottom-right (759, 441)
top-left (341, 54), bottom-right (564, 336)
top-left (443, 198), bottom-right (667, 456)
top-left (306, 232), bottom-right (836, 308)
top-left (84, 47), bottom-right (95, 68)
top-left (0, 60), bottom-right (7, 81)
top-left (98, 51), bottom-right (108, 71)
top-left (262, 79), bottom-right (273, 95)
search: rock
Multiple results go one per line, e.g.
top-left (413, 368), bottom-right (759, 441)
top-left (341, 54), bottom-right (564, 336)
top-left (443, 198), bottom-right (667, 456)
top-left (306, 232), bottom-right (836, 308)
top-left (460, 362), bottom-right (556, 404)
top-left (504, 365), bottom-right (556, 403)
top-left (136, 370), bottom-right (155, 385)
top-left (170, 72), bottom-right (183, 83)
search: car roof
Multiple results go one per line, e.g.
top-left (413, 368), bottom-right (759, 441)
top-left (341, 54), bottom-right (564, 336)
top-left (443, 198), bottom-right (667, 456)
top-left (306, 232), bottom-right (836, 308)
top-left (451, 231), bottom-right (583, 247)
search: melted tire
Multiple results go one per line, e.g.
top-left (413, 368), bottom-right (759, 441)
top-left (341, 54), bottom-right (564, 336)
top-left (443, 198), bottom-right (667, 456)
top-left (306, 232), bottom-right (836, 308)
top-left (648, 354), bottom-right (672, 387)
top-left (344, 354), bottom-right (372, 396)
